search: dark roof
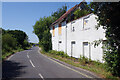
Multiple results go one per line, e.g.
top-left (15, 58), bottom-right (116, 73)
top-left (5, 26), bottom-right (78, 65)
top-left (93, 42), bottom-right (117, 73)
top-left (50, 1), bottom-right (87, 27)
top-left (51, 4), bottom-right (78, 25)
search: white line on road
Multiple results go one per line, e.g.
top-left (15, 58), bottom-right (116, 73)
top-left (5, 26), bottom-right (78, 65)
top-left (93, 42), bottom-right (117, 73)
top-left (27, 55), bottom-right (29, 58)
top-left (7, 55), bottom-right (14, 60)
top-left (38, 73), bottom-right (44, 80)
top-left (29, 60), bottom-right (35, 67)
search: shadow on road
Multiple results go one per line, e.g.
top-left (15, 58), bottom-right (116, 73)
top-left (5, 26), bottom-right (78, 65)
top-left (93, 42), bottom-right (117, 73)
top-left (2, 60), bottom-right (27, 79)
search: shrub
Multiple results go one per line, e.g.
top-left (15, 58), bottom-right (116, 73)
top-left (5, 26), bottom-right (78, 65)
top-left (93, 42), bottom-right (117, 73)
top-left (79, 55), bottom-right (89, 64)
top-left (2, 34), bottom-right (17, 53)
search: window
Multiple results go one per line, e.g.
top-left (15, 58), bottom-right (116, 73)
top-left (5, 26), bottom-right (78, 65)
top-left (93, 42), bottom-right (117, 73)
top-left (71, 21), bottom-right (75, 32)
top-left (83, 42), bottom-right (88, 46)
top-left (83, 16), bottom-right (90, 30)
top-left (59, 41), bottom-right (62, 43)
top-left (83, 42), bottom-right (90, 58)
top-left (71, 41), bottom-right (75, 44)
top-left (52, 26), bottom-right (55, 37)
top-left (58, 24), bottom-right (62, 35)
top-left (84, 20), bottom-right (88, 25)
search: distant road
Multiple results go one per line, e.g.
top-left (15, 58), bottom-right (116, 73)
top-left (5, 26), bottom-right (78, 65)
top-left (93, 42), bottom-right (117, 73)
top-left (2, 46), bottom-right (100, 80)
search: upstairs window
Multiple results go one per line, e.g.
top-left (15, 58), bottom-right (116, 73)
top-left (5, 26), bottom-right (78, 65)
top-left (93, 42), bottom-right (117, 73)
top-left (58, 24), bottom-right (62, 35)
top-left (84, 20), bottom-right (88, 25)
top-left (71, 21), bottom-right (75, 32)
top-left (83, 16), bottom-right (90, 30)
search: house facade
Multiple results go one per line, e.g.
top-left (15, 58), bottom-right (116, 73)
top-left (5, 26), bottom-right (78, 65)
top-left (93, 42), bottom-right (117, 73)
top-left (50, 2), bottom-right (106, 62)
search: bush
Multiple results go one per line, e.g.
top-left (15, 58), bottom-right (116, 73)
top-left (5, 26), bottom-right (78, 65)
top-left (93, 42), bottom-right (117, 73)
top-left (2, 34), bottom-right (17, 54)
top-left (23, 40), bottom-right (30, 49)
top-left (104, 46), bottom-right (120, 76)
top-left (79, 55), bottom-right (89, 64)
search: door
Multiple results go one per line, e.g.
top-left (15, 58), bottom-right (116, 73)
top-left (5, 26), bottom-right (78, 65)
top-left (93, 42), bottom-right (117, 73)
top-left (71, 41), bottom-right (75, 57)
top-left (83, 42), bottom-right (89, 58)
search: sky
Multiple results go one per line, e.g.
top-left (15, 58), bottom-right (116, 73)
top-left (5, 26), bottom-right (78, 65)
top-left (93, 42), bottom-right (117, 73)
top-left (2, 2), bottom-right (81, 43)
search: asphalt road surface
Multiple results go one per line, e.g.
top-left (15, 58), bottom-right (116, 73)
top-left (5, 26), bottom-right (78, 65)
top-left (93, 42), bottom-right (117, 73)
top-left (2, 46), bottom-right (100, 80)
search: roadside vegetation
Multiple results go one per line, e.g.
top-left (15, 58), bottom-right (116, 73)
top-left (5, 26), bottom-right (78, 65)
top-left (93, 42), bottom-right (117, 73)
top-left (90, 2), bottom-right (120, 78)
top-left (1, 28), bottom-right (32, 60)
top-left (33, 2), bottom-right (120, 80)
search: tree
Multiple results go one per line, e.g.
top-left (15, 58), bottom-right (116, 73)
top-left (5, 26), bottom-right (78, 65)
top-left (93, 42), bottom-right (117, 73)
top-left (90, 2), bottom-right (120, 76)
top-left (2, 34), bottom-right (17, 54)
top-left (51, 5), bottom-right (67, 21)
top-left (7, 30), bottom-right (28, 47)
top-left (33, 5), bottom-right (67, 52)
top-left (33, 16), bottom-right (53, 51)
top-left (73, 9), bottom-right (90, 19)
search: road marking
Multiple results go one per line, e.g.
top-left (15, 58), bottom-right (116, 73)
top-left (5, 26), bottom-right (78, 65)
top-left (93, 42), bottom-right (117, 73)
top-left (38, 73), bottom-right (44, 80)
top-left (27, 55), bottom-right (29, 58)
top-left (40, 53), bottom-right (93, 78)
top-left (7, 55), bottom-right (14, 60)
top-left (29, 60), bottom-right (35, 67)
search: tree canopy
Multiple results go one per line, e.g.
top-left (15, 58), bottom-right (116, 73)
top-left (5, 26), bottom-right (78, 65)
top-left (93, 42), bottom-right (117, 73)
top-left (51, 5), bottom-right (67, 21)
top-left (33, 5), bottom-right (67, 52)
top-left (2, 29), bottom-right (30, 55)
top-left (6, 30), bottom-right (28, 47)
top-left (90, 2), bottom-right (120, 76)
top-left (33, 16), bottom-right (54, 51)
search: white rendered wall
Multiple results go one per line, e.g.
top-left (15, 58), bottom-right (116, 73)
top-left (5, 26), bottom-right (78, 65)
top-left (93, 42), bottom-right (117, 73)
top-left (50, 13), bottom-right (106, 62)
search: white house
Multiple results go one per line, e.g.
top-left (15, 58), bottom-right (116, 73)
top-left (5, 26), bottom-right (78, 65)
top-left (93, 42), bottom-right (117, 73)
top-left (50, 2), bottom-right (106, 62)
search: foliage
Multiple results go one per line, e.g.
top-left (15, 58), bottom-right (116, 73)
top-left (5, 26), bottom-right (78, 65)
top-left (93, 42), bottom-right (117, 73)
top-left (90, 2), bottom-right (120, 77)
top-left (2, 28), bottom-right (30, 59)
top-left (6, 30), bottom-right (28, 47)
top-left (73, 9), bottom-right (90, 20)
top-left (2, 33), bottom-right (17, 54)
top-left (22, 40), bottom-right (30, 49)
top-left (51, 5), bottom-right (67, 21)
top-left (33, 16), bottom-right (53, 51)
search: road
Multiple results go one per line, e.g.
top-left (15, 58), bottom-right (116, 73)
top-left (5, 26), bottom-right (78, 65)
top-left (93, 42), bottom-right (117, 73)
top-left (2, 46), bottom-right (100, 80)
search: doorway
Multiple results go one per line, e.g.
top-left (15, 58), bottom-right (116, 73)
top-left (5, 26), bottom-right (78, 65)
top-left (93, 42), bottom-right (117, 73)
top-left (83, 42), bottom-right (89, 58)
top-left (71, 41), bottom-right (75, 57)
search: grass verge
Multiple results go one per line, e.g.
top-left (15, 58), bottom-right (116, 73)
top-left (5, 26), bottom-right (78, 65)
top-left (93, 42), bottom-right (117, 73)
top-left (40, 48), bottom-right (120, 80)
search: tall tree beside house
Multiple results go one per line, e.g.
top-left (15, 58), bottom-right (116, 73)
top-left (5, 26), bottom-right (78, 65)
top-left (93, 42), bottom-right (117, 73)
top-left (90, 2), bottom-right (120, 77)
top-left (33, 16), bottom-right (54, 51)
top-left (73, 9), bottom-right (90, 20)
top-left (33, 5), bottom-right (67, 52)
top-left (51, 5), bottom-right (67, 21)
